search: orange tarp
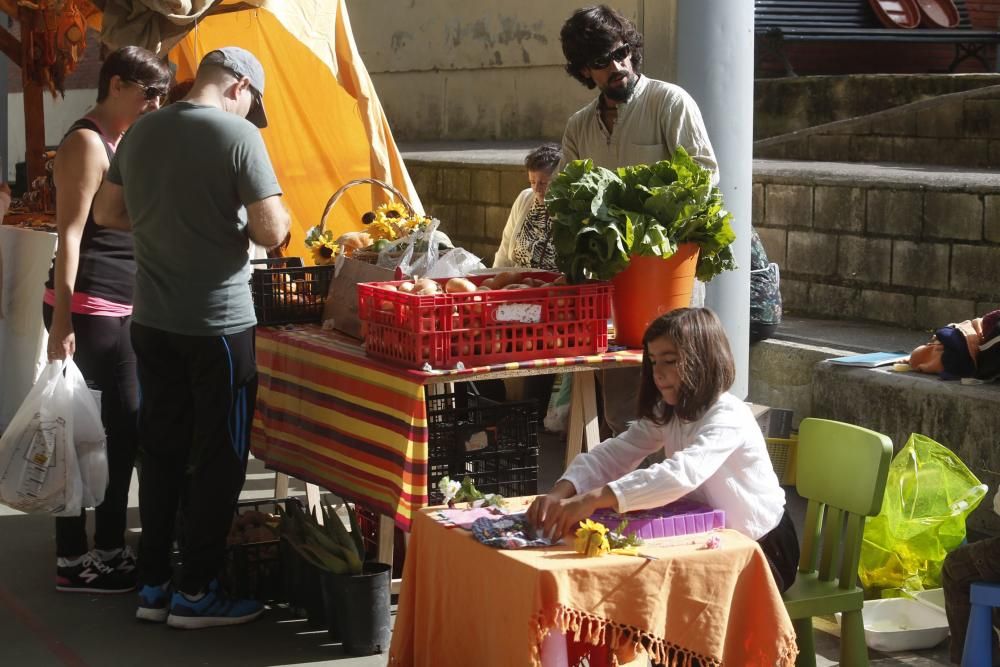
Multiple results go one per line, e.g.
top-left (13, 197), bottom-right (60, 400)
top-left (166, 1), bottom-right (421, 252)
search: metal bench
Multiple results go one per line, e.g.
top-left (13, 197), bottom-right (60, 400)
top-left (756, 0), bottom-right (1000, 76)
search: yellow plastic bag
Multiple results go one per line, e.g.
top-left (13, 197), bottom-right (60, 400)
top-left (859, 433), bottom-right (988, 594)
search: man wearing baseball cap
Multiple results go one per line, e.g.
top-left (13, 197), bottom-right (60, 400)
top-left (94, 46), bottom-right (290, 629)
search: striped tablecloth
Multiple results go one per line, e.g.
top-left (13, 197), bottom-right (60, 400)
top-left (252, 324), bottom-right (642, 530)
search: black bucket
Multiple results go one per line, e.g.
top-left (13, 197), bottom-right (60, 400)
top-left (320, 562), bottom-right (392, 655)
top-left (280, 540), bottom-right (328, 629)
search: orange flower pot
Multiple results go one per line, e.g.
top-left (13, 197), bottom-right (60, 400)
top-left (611, 243), bottom-right (699, 348)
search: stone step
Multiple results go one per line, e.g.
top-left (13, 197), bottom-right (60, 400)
top-left (749, 316), bottom-right (1000, 536)
top-left (755, 83), bottom-right (1000, 169)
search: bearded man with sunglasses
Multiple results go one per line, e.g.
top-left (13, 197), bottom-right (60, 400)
top-left (559, 5), bottom-right (717, 179)
top-left (559, 6), bottom-right (719, 439)
top-left (94, 46), bottom-right (290, 629)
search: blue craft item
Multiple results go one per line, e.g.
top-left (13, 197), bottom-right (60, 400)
top-left (470, 512), bottom-right (555, 549)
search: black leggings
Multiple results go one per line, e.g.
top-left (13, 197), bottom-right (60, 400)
top-left (131, 323), bottom-right (257, 594)
top-left (42, 304), bottom-right (139, 557)
top-left (758, 510), bottom-right (800, 593)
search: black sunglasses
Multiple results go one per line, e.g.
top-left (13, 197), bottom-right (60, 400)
top-left (587, 44), bottom-right (631, 70)
top-left (126, 79), bottom-right (167, 102)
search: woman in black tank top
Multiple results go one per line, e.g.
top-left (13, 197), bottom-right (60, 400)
top-left (43, 46), bottom-right (170, 595)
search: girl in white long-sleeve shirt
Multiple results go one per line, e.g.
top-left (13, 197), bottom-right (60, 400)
top-left (527, 308), bottom-right (800, 591)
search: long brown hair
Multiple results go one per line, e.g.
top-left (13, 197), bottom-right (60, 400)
top-left (637, 308), bottom-right (735, 424)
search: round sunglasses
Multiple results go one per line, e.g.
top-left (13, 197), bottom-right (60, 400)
top-left (587, 44), bottom-right (631, 70)
top-left (125, 79), bottom-right (167, 102)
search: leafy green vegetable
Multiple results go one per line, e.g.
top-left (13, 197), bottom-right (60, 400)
top-left (545, 147), bottom-right (737, 283)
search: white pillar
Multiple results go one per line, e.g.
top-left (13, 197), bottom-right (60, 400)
top-left (673, 0), bottom-right (754, 398)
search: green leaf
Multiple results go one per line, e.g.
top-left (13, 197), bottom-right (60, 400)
top-left (544, 147), bottom-right (736, 282)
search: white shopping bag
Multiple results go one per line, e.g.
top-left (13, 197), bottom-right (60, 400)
top-left (64, 359), bottom-right (108, 508)
top-left (0, 360), bottom-right (84, 515)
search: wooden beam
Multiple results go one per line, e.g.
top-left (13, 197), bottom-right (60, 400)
top-left (0, 25), bottom-right (20, 66)
top-left (205, 1), bottom-right (257, 17)
top-left (23, 79), bottom-right (44, 185)
top-left (0, 0), bottom-right (18, 20)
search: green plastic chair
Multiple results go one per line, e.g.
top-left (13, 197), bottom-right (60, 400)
top-left (782, 418), bottom-right (893, 667)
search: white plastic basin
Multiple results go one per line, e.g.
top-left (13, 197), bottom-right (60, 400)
top-left (851, 597), bottom-right (950, 652)
top-left (913, 587), bottom-right (947, 615)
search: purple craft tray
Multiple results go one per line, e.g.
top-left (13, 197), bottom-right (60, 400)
top-left (590, 499), bottom-right (725, 540)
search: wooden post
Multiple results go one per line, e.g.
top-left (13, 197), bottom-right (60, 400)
top-left (18, 6), bottom-right (44, 186)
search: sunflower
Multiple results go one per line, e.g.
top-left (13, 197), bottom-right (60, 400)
top-left (375, 200), bottom-right (409, 220)
top-left (367, 219), bottom-right (399, 243)
top-left (574, 519), bottom-right (610, 557)
top-left (400, 214), bottom-right (432, 232)
top-left (309, 230), bottom-right (340, 265)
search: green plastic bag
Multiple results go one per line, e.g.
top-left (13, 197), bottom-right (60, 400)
top-left (859, 433), bottom-right (988, 594)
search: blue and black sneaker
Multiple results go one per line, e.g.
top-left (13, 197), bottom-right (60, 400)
top-left (166, 579), bottom-right (264, 630)
top-left (136, 581), bottom-right (171, 623)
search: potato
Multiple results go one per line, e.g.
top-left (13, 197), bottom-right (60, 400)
top-left (398, 281), bottom-right (416, 293)
top-left (414, 277), bottom-right (440, 295)
top-left (552, 275), bottom-right (568, 285)
top-left (503, 283), bottom-right (531, 290)
top-left (481, 277), bottom-right (497, 289)
top-left (445, 277), bottom-right (477, 294)
top-left (491, 271), bottom-right (521, 289)
top-left (477, 285), bottom-right (492, 291)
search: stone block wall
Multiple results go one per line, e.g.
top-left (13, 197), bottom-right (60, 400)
top-left (406, 159), bottom-right (525, 265)
top-left (756, 85), bottom-right (1000, 168)
top-left (754, 175), bottom-right (1000, 329)
top-left (407, 152), bottom-right (1000, 330)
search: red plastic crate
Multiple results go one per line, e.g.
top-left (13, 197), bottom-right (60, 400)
top-left (357, 272), bottom-right (612, 369)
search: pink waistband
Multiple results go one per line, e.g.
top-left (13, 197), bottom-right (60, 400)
top-left (43, 288), bottom-right (133, 317)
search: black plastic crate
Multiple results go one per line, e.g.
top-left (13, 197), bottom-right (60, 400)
top-left (425, 390), bottom-right (539, 504)
top-left (224, 498), bottom-right (287, 602)
top-left (249, 257), bottom-right (334, 326)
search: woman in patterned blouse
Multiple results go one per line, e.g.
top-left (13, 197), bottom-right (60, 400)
top-left (486, 143), bottom-right (564, 424)
top-left (493, 143), bottom-right (561, 270)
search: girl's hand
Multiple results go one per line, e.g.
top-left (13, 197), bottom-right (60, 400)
top-left (526, 493), bottom-right (564, 535)
top-left (47, 319), bottom-right (75, 360)
top-left (542, 495), bottom-right (599, 542)
top-left (529, 486), bottom-right (618, 542)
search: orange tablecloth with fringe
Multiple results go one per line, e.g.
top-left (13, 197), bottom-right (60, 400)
top-left (389, 503), bottom-right (798, 667)
top-left (251, 325), bottom-right (643, 531)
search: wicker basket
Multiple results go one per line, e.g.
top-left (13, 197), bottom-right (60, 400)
top-left (319, 178), bottom-right (418, 265)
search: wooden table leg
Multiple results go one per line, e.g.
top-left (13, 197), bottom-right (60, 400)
top-left (305, 483), bottom-right (323, 524)
top-left (377, 513), bottom-right (402, 594)
top-left (565, 370), bottom-right (600, 469)
top-left (273, 472), bottom-right (289, 499)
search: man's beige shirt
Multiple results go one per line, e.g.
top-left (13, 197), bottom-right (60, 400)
top-left (561, 75), bottom-right (719, 181)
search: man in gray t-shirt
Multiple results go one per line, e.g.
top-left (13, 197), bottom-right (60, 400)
top-left (95, 46), bottom-right (290, 629)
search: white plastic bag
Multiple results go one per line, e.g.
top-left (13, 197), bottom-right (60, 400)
top-left (0, 360), bottom-right (83, 515)
top-left (543, 374), bottom-right (572, 434)
top-left (423, 247), bottom-right (486, 279)
top-left (64, 359), bottom-right (108, 508)
top-left (378, 219), bottom-right (461, 277)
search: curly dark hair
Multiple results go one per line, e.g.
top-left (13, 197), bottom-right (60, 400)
top-left (636, 308), bottom-right (735, 424)
top-left (560, 5), bottom-right (644, 89)
top-left (97, 46), bottom-right (171, 103)
top-left (524, 143), bottom-right (562, 173)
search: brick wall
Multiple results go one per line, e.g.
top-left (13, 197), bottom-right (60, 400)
top-left (753, 179), bottom-right (1000, 328)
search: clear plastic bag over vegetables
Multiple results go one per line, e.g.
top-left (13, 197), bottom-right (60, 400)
top-left (859, 433), bottom-right (987, 594)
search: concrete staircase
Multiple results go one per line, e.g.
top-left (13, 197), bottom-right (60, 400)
top-left (400, 76), bottom-right (1000, 536)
